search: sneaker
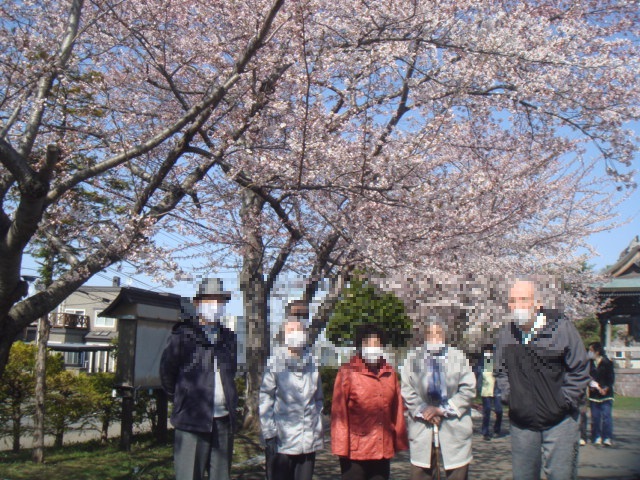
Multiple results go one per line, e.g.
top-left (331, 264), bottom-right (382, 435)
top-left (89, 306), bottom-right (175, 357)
top-left (603, 439), bottom-right (612, 447)
top-left (593, 437), bottom-right (602, 445)
top-left (579, 439), bottom-right (586, 446)
top-left (483, 435), bottom-right (492, 441)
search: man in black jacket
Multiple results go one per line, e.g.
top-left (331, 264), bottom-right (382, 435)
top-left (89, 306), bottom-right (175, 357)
top-left (495, 278), bottom-right (589, 480)
top-left (160, 278), bottom-right (238, 480)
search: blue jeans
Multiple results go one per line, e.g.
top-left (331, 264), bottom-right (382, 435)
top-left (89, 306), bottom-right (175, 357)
top-left (481, 395), bottom-right (503, 436)
top-left (590, 400), bottom-right (613, 441)
top-left (510, 413), bottom-right (579, 480)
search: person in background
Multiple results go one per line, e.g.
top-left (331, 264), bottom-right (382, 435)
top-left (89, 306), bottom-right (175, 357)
top-left (587, 341), bottom-right (615, 447)
top-left (332, 324), bottom-right (408, 480)
top-left (401, 316), bottom-right (476, 480)
top-left (474, 344), bottom-right (503, 441)
top-left (495, 278), bottom-right (589, 480)
top-left (259, 300), bottom-right (324, 480)
top-left (160, 278), bottom-right (238, 480)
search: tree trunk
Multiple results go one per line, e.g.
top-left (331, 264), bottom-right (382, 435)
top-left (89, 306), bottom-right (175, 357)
top-left (11, 401), bottom-right (21, 453)
top-left (239, 189), bottom-right (268, 432)
top-left (0, 326), bottom-right (19, 381)
top-left (54, 429), bottom-right (63, 448)
top-left (32, 314), bottom-right (50, 463)
top-left (100, 417), bottom-right (110, 445)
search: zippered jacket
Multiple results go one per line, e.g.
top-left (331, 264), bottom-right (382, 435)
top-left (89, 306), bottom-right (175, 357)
top-left (331, 355), bottom-right (408, 461)
top-left (160, 320), bottom-right (238, 433)
top-left (589, 356), bottom-right (615, 402)
top-left (495, 310), bottom-right (589, 431)
top-left (259, 346), bottom-right (324, 455)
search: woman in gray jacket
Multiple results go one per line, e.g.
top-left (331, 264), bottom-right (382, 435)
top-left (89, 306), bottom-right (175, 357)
top-left (401, 316), bottom-right (476, 480)
top-left (259, 304), bottom-right (324, 480)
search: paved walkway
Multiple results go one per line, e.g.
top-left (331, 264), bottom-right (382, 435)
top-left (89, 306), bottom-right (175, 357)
top-left (237, 410), bottom-right (640, 479)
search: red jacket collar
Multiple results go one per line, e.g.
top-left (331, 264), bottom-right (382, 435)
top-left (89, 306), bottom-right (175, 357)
top-left (348, 354), bottom-right (393, 377)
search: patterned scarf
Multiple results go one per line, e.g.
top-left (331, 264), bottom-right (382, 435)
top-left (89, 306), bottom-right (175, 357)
top-left (423, 348), bottom-right (449, 407)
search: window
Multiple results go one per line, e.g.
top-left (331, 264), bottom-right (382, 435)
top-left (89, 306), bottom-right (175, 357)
top-left (63, 351), bottom-right (84, 367)
top-left (94, 312), bottom-right (115, 328)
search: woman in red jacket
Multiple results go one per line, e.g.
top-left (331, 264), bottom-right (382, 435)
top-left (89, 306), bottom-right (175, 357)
top-left (331, 324), bottom-right (409, 480)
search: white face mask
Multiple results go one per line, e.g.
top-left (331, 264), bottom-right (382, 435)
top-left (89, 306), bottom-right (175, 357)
top-left (512, 308), bottom-right (533, 327)
top-left (587, 350), bottom-right (596, 360)
top-left (361, 346), bottom-right (384, 364)
top-left (424, 342), bottom-right (445, 353)
top-left (484, 352), bottom-right (493, 358)
top-left (284, 330), bottom-right (307, 349)
top-left (197, 302), bottom-right (225, 323)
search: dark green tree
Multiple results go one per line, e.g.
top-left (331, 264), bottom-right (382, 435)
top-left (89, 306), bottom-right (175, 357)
top-left (0, 342), bottom-right (63, 452)
top-left (86, 372), bottom-right (121, 444)
top-left (45, 370), bottom-right (95, 447)
top-left (575, 316), bottom-right (602, 348)
top-left (326, 276), bottom-right (411, 347)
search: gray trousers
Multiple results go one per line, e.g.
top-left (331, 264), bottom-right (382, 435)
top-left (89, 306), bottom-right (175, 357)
top-left (174, 416), bottom-right (233, 480)
top-left (510, 413), bottom-right (579, 480)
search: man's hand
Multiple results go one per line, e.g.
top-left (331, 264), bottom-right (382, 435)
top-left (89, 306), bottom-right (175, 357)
top-left (421, 405), bottom-right (444, 424)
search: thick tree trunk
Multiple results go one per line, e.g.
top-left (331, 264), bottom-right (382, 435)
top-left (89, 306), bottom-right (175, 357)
top-left (239, 190), bottom-right (268, 433)
top-left (32, 314), bottom-right (50, 463)
top-left (0, 325), bottom-right (20, 380)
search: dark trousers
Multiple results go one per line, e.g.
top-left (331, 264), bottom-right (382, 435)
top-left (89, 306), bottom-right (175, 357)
top-left (590, 400), bottom-right (613, 441)
top-left (272, 452), bottom-right (316, 480)
top-left (173, 416), bottom-right (233, 480)
top-left (481, 395), bottom-right (503, 436)
top-left (579, 403), bottom-right (588, 441)
top-left (340, 458), bottom-right (391, 480)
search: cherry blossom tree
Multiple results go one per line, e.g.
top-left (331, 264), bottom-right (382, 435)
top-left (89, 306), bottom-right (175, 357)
top-left (0, 1), bottom-right (638, 436)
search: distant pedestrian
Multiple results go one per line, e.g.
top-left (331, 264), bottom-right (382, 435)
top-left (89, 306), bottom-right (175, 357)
top-left (260, 300), bottom-right (324, 480)
top-left (474, 344), bottom-right (503, 441)
top-left (401, 316), bottom-right (476, 480)
top-left (587, 342), bottom-right (615, 447)
top-left (332, 324), bottom-right (408, 480)
top-left (495, 277), bottom-right (589, 480)
top-left (160, 278), bottom-right (238, 480)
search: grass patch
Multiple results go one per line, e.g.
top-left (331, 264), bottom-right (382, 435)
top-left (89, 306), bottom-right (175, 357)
top-left (0, 430), bottom-right (263, 480)
top-left (613, 395), bottom-right (640, 411)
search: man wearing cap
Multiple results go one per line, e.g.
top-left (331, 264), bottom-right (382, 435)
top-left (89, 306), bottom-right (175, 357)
top-left (160, 278), bottom-right (238, 480)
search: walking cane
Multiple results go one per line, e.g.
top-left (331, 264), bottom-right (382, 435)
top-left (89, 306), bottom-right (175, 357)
top-left (432, 423), bottom-right (443, 480)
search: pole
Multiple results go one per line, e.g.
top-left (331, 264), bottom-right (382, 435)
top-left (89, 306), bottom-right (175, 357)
top-left (120, 388), bottom-right (134, 451)
top-left (156, 389), bottom-right (168, 443)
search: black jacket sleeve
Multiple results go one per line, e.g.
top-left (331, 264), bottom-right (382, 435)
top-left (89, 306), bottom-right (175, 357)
top-left (494, 327), bottom-right (511, 405)
top-left (561, 320), bottom-right (590, 409)
top-left (160, 328), bottom-right (182, 398)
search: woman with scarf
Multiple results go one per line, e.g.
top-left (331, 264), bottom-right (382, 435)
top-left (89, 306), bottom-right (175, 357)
top-left (259, 300), bottom-right (324, 480)
top-left (331, 324), bottom-right (408, 480)
top-left (401, 316), bottom-right (476, 480)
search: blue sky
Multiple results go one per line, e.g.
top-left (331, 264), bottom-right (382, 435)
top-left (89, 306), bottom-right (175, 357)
top-left (585, 185), bottom-right (640, 271)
